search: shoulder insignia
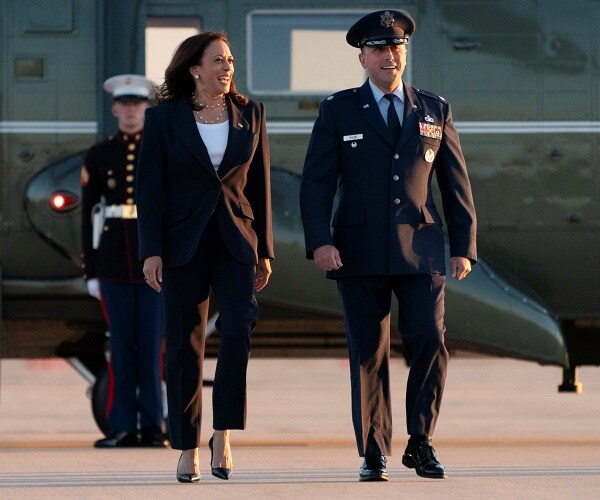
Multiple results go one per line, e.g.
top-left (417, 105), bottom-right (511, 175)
top-left (415, 88), bottom-right (447, 103)
top-left (325, 87), bottom-right (358, 102)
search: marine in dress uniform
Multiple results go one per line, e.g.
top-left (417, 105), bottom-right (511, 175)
top-left (81, 74), bottom-right (167, 448)
top-left (300, 10), bottom-right (477, 481)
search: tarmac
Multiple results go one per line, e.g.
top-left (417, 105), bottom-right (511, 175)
top-left (0, 356), bottom-right (599, 499)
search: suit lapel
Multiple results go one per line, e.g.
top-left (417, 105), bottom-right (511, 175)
top-left (359, 82), bottom-right (394, 146)
top-left (218, 97), bottom-right (251, 176)
top-left (398, 84), bottom-right (423, 151)
top-left (172, 99), bottom-right (217, 177)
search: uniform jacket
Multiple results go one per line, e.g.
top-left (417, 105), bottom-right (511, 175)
top-left (300, 80), bottom-right (477, 278)
top-left (136, 96), bottom-right (274, 268)
top-left (81, 131), bottom-right (145, 283)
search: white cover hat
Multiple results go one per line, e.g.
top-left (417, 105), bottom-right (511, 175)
top-left (103, 74), bottom-right (155, 101)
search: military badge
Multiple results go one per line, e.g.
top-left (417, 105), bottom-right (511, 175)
top-left (419, 121), bottom-right (442, 140)
top-left (380, 11), bottom-right (395, 27)
top-left (425, 149), bottom-right (435, 163)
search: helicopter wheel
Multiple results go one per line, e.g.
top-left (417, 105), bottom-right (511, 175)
top-left (91, 364), bottom-right (113, 436)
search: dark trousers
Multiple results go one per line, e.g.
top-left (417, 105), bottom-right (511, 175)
top-left (337, 274), bottom-right (448, 457)
top-left (162, 217), bottom-right (258, 450)
top-left (99, 280), bottom-right (164, 433)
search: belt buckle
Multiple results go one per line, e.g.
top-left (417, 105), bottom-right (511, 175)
top-left (121, 204), bottom-right (137, 219)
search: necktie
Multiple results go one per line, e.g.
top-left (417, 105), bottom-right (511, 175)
top-left (384, 94), bottom-right (401, 142)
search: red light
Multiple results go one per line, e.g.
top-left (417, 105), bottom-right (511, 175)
top-left (52, 194), bottom-right (66, 209)
top-left (50, 191), bottom-right (79, 212)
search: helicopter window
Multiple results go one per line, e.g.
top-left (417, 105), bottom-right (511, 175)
top-left (247, 11), bottom-right (373, 95)
top-left (145, 17), bottom-right (202, 85)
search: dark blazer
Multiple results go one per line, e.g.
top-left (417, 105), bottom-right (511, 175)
top-left (81, 131), bottom-right (145, 283)
top-left (300, 80), bottom-right (477, 278)
top-left (136, 96), bottom-right (274, 268)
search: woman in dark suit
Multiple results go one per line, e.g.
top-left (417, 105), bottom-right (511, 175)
top-left (136, 32), bottom-right (274, 483)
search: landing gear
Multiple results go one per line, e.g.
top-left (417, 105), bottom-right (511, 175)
top-left (558, 366), bottom-right (582, 393)
top-left (91, 364), bottom-right (112, 435)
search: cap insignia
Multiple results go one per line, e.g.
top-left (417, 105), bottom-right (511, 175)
top-left (380, 11), bottom-right (395, 28)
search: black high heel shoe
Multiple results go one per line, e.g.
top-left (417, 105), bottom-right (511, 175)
top-left (176, 452), bottom-right (200, 483)
top-left (209, 435), bottom-right (232, 480)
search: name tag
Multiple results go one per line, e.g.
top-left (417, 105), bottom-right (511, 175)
top-left (343, 134), bottom-right (363, 141)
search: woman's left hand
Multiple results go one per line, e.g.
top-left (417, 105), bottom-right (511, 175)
top-left (254, 258), bottom-right (272, 292)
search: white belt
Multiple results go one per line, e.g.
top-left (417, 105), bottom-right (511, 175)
top-left (103, 204), bottom-right (137, 219)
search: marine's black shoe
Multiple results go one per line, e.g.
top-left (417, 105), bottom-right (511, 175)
top-left (140, 427), bottom-right (169, 448)
top-left (359, 455), bottom-right (388, 482)
top-left (94, 431), bottom-right (139, 448)
top-left (402, 440), bottom-right (447, 479)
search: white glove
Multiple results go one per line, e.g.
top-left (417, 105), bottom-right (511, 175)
top-left (86, 278), bottom-right (101, 300)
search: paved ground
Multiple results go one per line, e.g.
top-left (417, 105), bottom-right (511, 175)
top-left (0, 356), bottom-right (599, 499)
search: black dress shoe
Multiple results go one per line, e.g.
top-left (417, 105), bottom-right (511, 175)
top-left (140, 428), bottom-right (169, 448)
top-left (209, 436), bottom-right (232, 480)
top-left (176, 452), bottom-right (200, 483)
top-left (176, 473), bottom-right (200, 483)
top-left (402, 440), bottom-right (447, 479)
top-left (359, 455), bottom-right (388, 482)
top-left (94, 432), bottom-right (139, 448)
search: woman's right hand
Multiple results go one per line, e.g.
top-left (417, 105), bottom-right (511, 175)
top-left (143, 256), bottom-right (163, 292)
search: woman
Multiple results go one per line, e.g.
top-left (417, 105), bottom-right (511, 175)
top-left (136, 32), bottom-right (273, 482)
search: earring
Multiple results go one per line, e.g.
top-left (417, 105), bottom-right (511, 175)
top-left (193, 74), bottom-right (199, 80)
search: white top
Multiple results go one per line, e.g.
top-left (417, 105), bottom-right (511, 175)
top-left (196, 120), bottom-right (229, 170)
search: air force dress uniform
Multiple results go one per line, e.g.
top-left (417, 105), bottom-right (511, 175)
top-left (300, 10), bottom-right (477, 478)
top-left (81, 74), bottom-right (166, 447)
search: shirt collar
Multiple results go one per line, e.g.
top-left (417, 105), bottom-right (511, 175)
top-left (368, 79), bottom-right (404, 104)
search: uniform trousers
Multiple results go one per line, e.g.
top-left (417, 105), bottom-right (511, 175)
top-left (336, 273), bottom-right (448, 457)
top-left (99, 280), bottom-right (164, 433)
top-left (162, 216), bottom-right (258, 450)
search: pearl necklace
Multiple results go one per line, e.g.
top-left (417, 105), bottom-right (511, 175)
top-left (192, 93), bottom-right (227, 124)
top-left (194, 107), bottom-right (226, 124)
top-left (191, 92), bottom-right (225, 109)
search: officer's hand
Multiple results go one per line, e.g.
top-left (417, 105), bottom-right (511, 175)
top-left (255, 258), bottom-right (272, 292)
top-left (143, 256), bottom-right (163, 293)
top-left (313, 245), bottom-right (343, 272)
top-left (451, 256), bottom-right (471, 281)
top-left (86, 278), bottom-right (101, 300)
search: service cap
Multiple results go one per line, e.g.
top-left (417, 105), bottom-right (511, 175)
top-left (346, 9), bottom-right (415, 48)
top-left (103, 74), bottom-right (155, 102)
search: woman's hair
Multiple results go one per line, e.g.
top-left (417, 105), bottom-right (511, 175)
top-left (155, 31), bottom-right (248, 107)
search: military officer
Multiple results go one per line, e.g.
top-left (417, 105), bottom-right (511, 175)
top-left (300, 10), bottom-right (477, 481)
top-left (81, 74), bottom-right (167, 448)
